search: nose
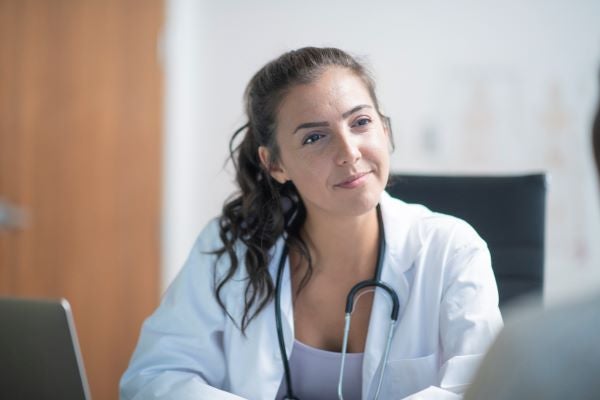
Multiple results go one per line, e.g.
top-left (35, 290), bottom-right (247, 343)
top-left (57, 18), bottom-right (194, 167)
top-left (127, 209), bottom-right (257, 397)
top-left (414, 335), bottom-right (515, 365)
top-left (334, 131), bottom-right (361, 166)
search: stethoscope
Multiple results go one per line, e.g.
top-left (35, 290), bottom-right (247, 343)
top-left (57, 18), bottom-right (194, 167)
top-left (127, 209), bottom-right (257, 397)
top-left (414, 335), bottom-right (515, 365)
top-left (275, 205), bottom-right (400, 400)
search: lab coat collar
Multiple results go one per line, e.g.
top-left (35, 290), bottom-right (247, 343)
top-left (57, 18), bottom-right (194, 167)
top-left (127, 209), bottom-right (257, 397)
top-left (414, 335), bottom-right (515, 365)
top-left (379, 191), bottom-right (423, 275)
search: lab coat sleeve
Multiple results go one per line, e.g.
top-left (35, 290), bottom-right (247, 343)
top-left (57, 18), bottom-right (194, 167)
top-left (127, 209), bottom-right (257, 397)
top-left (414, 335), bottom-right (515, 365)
top-left (119, 220), bottom-right (246, 400)
top-left (403, 221), bottom-right (503, 399)
top-left (436, 222), bottom-right (503, 396)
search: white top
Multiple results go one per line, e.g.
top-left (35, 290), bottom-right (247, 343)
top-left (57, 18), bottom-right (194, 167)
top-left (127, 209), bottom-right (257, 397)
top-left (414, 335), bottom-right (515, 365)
top-left (275, 340), bottom-right (363, 400)
top-left (120, 191), bottom-right (503, 400)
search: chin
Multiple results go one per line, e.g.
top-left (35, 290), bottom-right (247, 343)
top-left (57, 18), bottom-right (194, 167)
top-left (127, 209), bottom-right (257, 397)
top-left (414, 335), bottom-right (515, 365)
top-left (331, 189), bottom-right (383, 217)
top-left (300, 179), bottom-right (386, 219)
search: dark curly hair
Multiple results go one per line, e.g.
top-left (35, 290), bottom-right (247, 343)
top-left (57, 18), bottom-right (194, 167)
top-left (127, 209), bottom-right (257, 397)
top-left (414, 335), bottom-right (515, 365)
top-left (213, 47), bottom-right (391, 333)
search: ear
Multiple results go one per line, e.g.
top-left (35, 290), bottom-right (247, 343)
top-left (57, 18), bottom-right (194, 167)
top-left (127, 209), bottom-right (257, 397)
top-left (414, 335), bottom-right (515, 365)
top-left (258, 146), bottom-right (289, 184)
top-left (382, 115), bottom-right (391, 137)
top-left (382, 116), bottom-right (394, 151)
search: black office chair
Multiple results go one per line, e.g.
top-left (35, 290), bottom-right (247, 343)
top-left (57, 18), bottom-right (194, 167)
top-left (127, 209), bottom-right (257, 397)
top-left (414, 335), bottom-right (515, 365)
top-left (386, 173), bottom-right (547, 309)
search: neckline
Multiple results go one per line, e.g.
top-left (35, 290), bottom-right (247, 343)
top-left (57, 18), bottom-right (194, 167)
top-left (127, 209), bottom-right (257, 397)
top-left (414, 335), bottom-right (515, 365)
top-left (293, 339), bottom-right (364, 358)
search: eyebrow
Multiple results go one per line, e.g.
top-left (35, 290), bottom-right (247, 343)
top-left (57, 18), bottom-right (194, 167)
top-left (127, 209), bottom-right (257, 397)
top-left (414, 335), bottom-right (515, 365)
top-left (292, 104), bottom-right (373, 134)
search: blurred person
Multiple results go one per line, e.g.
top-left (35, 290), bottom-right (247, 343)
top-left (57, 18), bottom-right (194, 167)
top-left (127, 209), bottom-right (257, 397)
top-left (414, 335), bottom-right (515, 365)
top-left (464, 73), bottom-right (600, 400)
top-left (120, 47), bottom-right (502, 400)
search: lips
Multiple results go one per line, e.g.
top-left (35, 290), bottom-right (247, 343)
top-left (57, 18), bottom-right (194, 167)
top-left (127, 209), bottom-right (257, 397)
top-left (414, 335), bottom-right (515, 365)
top-left (335, 171), bottom-right (371, 188)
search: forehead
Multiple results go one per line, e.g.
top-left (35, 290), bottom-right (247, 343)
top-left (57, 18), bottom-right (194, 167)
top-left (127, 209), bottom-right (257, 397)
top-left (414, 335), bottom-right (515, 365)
top-left (276, 67), bottom-right (374, 126)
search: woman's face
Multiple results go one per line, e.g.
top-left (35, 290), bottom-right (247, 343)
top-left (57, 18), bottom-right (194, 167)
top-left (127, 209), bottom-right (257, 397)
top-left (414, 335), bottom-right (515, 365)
top-left (260, 66), bottom-right (390, 219)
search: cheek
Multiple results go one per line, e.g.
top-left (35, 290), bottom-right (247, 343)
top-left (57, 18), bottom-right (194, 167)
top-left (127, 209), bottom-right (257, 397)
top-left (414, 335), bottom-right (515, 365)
top-left (365, 132), bottom-right (391, 159)
top-left (287, 156), bottom-right (327, 183)
top-left (364, 134), bottom-right (391, 181)
top-left (277, 145), bottom-right (324, 182)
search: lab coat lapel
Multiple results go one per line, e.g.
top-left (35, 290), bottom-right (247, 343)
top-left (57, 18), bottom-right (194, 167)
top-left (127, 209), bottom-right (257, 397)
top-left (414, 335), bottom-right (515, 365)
top-left (362, 251), bottom-right (411, 399)
top-left (237, 239), bottom-right (294, 399)
top-left (269, 238), bottom-right (295, 359)
top-left (362, 192), bottom-right (422, 399)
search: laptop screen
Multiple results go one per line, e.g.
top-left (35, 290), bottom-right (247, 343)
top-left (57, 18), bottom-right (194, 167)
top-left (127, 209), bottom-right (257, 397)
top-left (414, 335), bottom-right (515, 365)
top-left (0, 297), bottom-right (91, 400)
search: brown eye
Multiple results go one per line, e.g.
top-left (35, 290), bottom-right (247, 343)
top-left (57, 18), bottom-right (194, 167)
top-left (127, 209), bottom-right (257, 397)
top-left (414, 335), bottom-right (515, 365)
top-left (303, 133), bottom-right (324, 145)
top-left (354, 118), bottom-right (371, 127)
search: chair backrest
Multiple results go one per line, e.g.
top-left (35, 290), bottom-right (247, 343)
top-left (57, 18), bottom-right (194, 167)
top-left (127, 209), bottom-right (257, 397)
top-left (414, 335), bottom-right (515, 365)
top-left (386, 173), bottom-right (547, 308)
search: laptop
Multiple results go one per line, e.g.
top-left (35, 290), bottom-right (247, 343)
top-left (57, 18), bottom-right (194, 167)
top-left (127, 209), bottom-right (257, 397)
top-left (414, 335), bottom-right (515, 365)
top-left (0, 297), bottom-right (92, 400)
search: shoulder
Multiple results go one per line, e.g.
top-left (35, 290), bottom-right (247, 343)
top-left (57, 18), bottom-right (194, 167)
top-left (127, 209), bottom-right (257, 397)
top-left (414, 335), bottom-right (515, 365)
top-left (466, 294), bottom-right (600, 399)
top-left (161, 217), bottom-right (251, 320)
top-left (187, 216), bottom-right (281, 296)
top-left (502, 294), bottom-right (600, 350)
top-left (179, 218), bottom-right (225, 280)
top-left (166, 217), bottom-right (237, 296)
top-left (165, 218), bottom-right (223, 292)
top-left (193, 217), bottom-right (224, 252)
top-left (381, 191), bottom-right (486, 255)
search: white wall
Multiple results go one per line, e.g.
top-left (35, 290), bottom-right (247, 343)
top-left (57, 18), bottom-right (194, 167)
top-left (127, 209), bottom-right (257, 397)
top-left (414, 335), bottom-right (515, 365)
top-left (163, 0), bottom-right (600, 303)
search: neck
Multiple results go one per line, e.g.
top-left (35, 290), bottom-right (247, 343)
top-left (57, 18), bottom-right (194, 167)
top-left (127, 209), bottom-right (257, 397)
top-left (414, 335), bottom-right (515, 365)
top-left (299, 206), bottom-right (380, 274)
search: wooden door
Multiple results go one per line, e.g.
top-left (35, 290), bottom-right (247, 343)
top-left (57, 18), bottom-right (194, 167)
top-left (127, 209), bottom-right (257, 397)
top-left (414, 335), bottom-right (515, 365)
top-left (0, 1), bottom-right (163, 399)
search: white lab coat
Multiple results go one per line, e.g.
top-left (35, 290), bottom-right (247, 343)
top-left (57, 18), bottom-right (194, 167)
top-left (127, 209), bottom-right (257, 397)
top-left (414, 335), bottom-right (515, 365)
top-left (120, 191), bottom-right (503, 400)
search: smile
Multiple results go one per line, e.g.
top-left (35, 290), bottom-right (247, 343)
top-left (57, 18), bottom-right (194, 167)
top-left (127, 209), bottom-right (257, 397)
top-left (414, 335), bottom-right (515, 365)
top-left (335, 171), bottom-right (371, 189)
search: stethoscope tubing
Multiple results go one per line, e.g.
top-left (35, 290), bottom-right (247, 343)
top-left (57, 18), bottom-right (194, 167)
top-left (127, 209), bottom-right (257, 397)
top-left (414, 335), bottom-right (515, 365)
top-left (338, 280), bottom-right (399, 400)
top-left (275, 244), bottom-right (298, 399)
top-left (275, 205), bottom-right (399, 400)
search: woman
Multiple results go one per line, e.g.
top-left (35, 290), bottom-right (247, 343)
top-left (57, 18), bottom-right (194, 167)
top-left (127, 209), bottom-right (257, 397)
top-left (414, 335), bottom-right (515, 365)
top-left (120, 47), bottom-right (502, 400)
